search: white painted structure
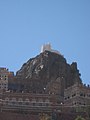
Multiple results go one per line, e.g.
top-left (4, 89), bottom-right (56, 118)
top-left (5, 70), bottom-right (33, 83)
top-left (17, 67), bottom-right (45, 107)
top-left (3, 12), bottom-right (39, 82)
top-left (41, 43), bottom-right (60, 55)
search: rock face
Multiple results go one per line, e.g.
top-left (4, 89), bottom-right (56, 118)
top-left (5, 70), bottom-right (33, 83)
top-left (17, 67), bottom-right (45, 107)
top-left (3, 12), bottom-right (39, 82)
top-left (16, 51), bottom-right (66, 80)
top-left (10, 51), bottom-right (81, 95)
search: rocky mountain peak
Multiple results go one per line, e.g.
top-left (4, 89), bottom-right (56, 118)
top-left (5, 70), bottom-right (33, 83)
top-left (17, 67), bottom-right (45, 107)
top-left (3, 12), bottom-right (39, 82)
top-left (16, 51), bottom-right (66, 79)
top-left (15, 50), bottom-right (81, 94)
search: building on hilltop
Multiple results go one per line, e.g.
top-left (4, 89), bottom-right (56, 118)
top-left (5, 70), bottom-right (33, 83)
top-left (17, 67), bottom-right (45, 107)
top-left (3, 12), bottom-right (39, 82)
top-left (41, 43), bottom-right (60, 55)
top-left (0, 68), bottom-right (14, 91)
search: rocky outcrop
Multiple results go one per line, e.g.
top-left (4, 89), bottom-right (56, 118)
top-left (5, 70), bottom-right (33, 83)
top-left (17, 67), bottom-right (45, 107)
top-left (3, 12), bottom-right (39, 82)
top-left (9, 51), bottom-right (81, 95)
top-left (16, 51), bottom-right (66, 79)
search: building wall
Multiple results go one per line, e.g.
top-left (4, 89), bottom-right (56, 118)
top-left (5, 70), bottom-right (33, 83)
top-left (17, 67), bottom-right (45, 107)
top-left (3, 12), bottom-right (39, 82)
top-left (64, 83), bottom-right (90, 106)
top-left (0, 68), bottom-right (14, 91)
top-left (0, 92), bottom-right (62, 112)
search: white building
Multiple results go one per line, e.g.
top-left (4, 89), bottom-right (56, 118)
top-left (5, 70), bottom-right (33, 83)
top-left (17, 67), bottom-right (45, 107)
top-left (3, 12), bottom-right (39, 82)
top-left (41, 43), bottom-right (60, 55)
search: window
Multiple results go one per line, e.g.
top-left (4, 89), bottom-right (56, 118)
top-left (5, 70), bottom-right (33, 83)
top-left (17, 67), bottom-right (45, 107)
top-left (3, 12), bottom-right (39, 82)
top-left (4, 78), bottom-right (7, 80)
top-left (64, 97), bottom-right (67, 100)
top-left (72, 93), bottom-right (76, 97)
top-left (5, 97), bottom-right (9, 105)
top-left (46, 103), bottom-right (49, 106)
top-left (68, 96), bottom-right (70, 99)
top-left (80, 93), bottom-right (83, 96)
top-left (80, 93), bottom-right (86, 97)
top-left (24, 98), bottom-right (30, 105)
top-left (39, 103), bottom-right (42, 106)
top-left (18, 98), bottom-right (23, 105)
top-left (11, 98), bottom-right (16, 105)
top-left (83, 94), bottom-right (85, 97)
top-left (33, 103), bottom-right (36, 106)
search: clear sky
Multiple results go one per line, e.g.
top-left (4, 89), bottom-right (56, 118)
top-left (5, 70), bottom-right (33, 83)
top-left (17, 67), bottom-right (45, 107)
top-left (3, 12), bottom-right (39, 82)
top-left (0, 0), bottom-right (90, 84)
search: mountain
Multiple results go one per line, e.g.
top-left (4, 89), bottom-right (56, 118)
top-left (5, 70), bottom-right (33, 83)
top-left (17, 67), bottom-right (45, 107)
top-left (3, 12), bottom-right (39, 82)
top-left (9, 51), bottom-right (82, 95)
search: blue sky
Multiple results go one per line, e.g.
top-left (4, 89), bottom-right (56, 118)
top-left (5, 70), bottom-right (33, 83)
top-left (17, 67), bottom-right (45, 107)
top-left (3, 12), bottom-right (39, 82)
top-left (0, 0), bottom-right (90, 84)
